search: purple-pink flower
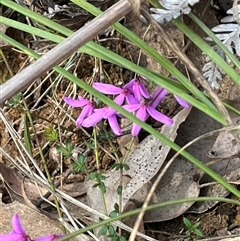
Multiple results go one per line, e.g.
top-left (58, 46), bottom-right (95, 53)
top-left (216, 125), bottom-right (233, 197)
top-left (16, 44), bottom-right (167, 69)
top-left (63, 76), bottom-right (190, 137)
top-left (123, 87), bottom-right (173, 136)
top-left (82, 106), bottom-right (122, 136)
top-left (0, 214), bottom-right (63, 241)
top-left (124, 77), bottom-right (151, 102)
top-left (63, 96), bottom-right (94, 126)
top-left (92, 82), bottom-right (135, 105)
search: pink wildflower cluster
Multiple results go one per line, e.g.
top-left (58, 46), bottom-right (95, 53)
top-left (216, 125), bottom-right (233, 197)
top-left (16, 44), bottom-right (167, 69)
top-left (0, 214), bottom-right (63, 241)
top-left (64, 76), bottom-right (190, 136)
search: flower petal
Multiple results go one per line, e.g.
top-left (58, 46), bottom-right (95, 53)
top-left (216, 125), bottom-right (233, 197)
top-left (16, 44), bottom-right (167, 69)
top-left (174, 95), bottom-right (191, 108)
top-left (81, 111), bottom-right (104, 127)
top-left (0, 233), bottom-right (24, 241)
top-left (124, 78), bottom-right (135, 91)
top-left (147, 106), bottom-right (173, 126)
top-left (139, 82), bottom-right (151, 99)
top-left (132, 82), bottom-right (142, 102)
top-left (93, 83), bottom-right (122, 95)
top-left (126, 94), bottom-right (138, 104)
top-left (131, 106), bottom-right (148, 136)
top-left (108, 115), bottom-right (122, 136)
top-left (105, 107), bottom-right (117, 118)
top-left (76, 105), bottom-right (94, 126)
top-left (136, 105), bottom-right (148, 121)
top-left (150, 87), bottom-right (168, 108)
top-left (12, 214), bottom-right (25, 235)
top-left (114, 94), bottom-right (125, 105)
top-left (63, 96), bottom-right (88, 107)
top-left (131, 123), bottom-right (141, 136)
top-left (122, 104), bottom-right (140, 112)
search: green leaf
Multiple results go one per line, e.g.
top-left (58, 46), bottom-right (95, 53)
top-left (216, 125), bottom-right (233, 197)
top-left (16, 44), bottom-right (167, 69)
top-left (109, 210), bottom-right (118, 218)
top-left (56, 145), bottom-right (68, 155)
top-left (114, 203), bottom-right (119, 213)
top-left (44, 126), bottom-right (58, 142)
top-left (112, 163), bottom-right (120, 171)
top-left (99, 182), bottom-right (106, 194)
top-left (194, 228), bottom-right (204, 237)
top-left (85, 141), bottom-right (95, 149)
top-left (108, 225), bottom-right (116, 236)
top-left (183, 217), bottom-right (192, 229)
top-left (117, 185), bottom-right (122, 195)
top-left (98, 225), bottom-right (108, 236)
top-left (7, 92), bottom-right (22, 106)
top-left (123, 164), bottom-right (130, 171)
top-left (119, 236), bottom-right (127, 241)
top-left (65, 140), bottom-right (73, 152)
top-left (193, 221), bottom-right (201, 229)
top-left (89, 172), bottom-right (97, 180)
top-left (71, 161), bottom-right (80, 173)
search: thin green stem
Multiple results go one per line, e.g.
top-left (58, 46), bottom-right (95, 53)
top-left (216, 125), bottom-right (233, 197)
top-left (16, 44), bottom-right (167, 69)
top-left (93, 127), bottom-right (100, 170)
top-left (93, 127), bottom-right (108, 215)
top-left (56, 196), bottom-right (240, 241)
top-left (0, 48), bottom-right (14, 77)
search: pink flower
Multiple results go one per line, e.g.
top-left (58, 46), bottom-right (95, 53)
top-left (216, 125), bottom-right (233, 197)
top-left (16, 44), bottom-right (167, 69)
top-left (63, 96), bottom-right (94, 126)
top-left (82, 107), bottom-right (122, 136)
top-left (174, 95), bottom-right (191, 108)
top-left (123, 88), bottom-right (173, 136)
top-left (92, 82), bottom-right (135, 105)
top-left (150, 87), bottom-right (168, 108)
top-left (152, 85), bottom-right (190, 108)
top-left (124, 77), bottom-right (151, 102)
